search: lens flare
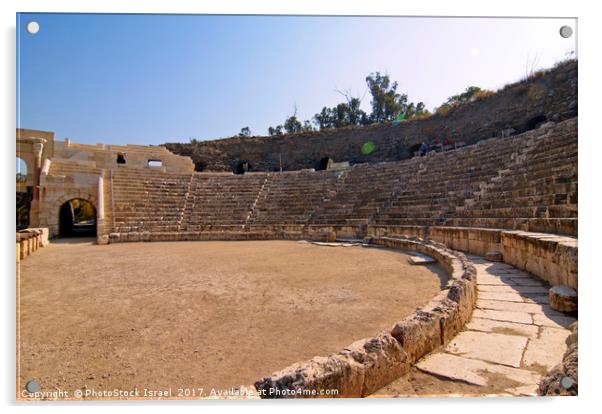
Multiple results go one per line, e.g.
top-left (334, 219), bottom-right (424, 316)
top-left (361, 141), bottom-right (376, 155)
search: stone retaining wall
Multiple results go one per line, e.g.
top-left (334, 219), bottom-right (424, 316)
top-left (501, 231), bottom-right (578, 289)
top-left (91, 224), bottom-right (579, 397)
top-left (369, 225), bottom-right (502, 256)
top-left (317, 224), bottom-right (578, 290)
top-left (253, 237), bottom-right (477, 398)
top-left (368, 225), bottom-right (577, 290)
top-left (107, 223), bottom-right (577, 289)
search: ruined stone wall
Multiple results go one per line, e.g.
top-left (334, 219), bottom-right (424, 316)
top-left (17, 129), bottom-right (56, 190)
top-left (54, 140), bottom-right (194, 174)
top-left (165, 60), bottom-right (577, 172)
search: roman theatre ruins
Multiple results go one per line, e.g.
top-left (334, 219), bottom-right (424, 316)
top-left (16, 61), bottom-right (578, 398)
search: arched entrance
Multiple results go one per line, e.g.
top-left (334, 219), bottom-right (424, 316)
top-left (526, 115), bottom-right (547, 131)
top-left (235, 161), bottom-right (251, 175)
top-left (58, 198), bottom-right (97, 237)
top-left (316, 157), bottom-right (332, 171)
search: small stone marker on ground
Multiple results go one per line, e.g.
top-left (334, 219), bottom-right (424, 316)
top-left (407, 253), bottom-right (436, 265)
top-left (549, 285), bottom-right (578, 313)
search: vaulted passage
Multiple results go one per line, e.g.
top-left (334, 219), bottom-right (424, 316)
top-left (316, 157), bottom-right (332, 171)
top-left (235, 161), bottom-right (251, 174)
top-left (58, 199), bottom-right (97, 238)
top-left (526, 114), bottom-right (547, 131)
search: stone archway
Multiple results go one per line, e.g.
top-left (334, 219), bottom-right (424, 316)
top-left (235, 161), bottom-right (251, 175)
top-left (316, 157), bottom-right (332, 171)
top-left (44, 192), bottom-right (98, 238)
top-left (526, 114), bottom-right (547, 131)
top-left (58, 198), bottom-right (97, 238)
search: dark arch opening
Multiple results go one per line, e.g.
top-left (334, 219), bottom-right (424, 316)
top-left (409, 143), bottom-right (423, 156)
top-left (194, 160), bottom-right (207, 172)
top-left (116, 153), bottom-right (126, 164)
top-left (526, 115), bottom-right (547, 131)
top-left (235, 161), bottom-right (250, 175)
top-left (59, 199), bottom-right (97, 238)
top-left (316, 157), bottom-right (332, 171)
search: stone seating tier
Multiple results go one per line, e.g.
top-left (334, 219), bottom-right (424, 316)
top-left (106, 118), bottom-right (577, 237)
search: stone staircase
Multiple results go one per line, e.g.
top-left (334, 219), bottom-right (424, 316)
top-left (111, 168), bottom-right (192, 233)
top-left (181, 173), bottom-right (267, 231)
top-left (247, 170), bottom-right (342, 225)
top-left (309, 161), bottom-right (415, 226)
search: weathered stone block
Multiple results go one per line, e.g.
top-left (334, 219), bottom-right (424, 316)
top-left (338, 333), bottom-right (409, 396)
top-left (390, 310), bottom-right (441, 364)
top-left (97, 235), bottom-right (109, 245)
top-left (549, 285), bottom-right (578, 313)
top-left (254, 354), bottom-right (363, 398)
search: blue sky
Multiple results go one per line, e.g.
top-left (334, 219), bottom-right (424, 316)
top-left (17, 14), bottom-right (576, 146)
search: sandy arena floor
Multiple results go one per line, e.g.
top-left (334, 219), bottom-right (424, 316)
top-left (18, 239), bottom-right (446, 398)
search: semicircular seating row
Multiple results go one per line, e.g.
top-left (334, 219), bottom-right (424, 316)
top-left (109, 117), bottom-right (577, 238)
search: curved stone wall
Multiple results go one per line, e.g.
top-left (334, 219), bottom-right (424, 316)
top-left (107, 222), bottom-right (577, 290)
top-left (501, 231), bottom-right (578, 290)
top-left (369, 225), bottom-right (578, 290)
top-left (253, 237), bottom-right (477, 398)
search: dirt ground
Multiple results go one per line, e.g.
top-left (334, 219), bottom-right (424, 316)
top-left (18, 239), bottom-right (446, 399)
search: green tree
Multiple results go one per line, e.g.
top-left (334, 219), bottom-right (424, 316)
top-left (365, 72), bottom-right (427, 123)
top-left (301, 120), bottom-right (314, 132)
top-left (345, 97), bottom-right (369, 125)
top-left (283, 115), bottom-right (303, 134)
top-left (366, 72), bottom-right (400, 122)
top-left (239, 126), bottom-right (251, 137)
top-left (268, 125), bottom-right (283, 136)
top-left (312, 97), bottom-right (369, 130)
top-left (313, 107), bottom-right (335, 129)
